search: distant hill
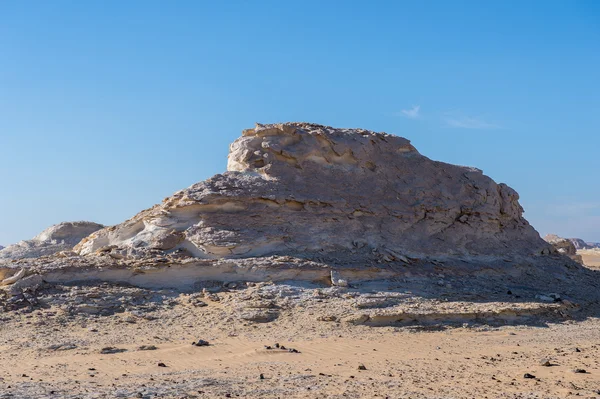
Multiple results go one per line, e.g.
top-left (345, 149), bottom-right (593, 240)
top-left (0, 221), bottom-right (104, 260)
top-left (568, 238), bottom-right (600, 250)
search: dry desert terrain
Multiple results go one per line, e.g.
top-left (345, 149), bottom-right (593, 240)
top-left (2, 278), bottom-right (600, 399)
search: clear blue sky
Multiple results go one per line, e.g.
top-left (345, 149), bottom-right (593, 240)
top-left (1, 1), bottom-right (599, 245)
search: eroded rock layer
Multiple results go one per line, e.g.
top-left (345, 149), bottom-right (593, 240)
top-left (74, 123), bottom-right (551, 263)
top-left (0, 222), bottom-right (104, 260)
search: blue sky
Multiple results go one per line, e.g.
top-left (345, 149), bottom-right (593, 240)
top-left (1, 1), bottom-right (599, 245)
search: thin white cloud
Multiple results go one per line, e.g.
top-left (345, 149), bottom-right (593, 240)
top-left (400, 105), bottom-right (421, 119)
top-left (444, 115), bottom-right (500, 129)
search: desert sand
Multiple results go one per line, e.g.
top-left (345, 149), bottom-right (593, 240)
top-left (2, 278), bottom-right (600, 399)
top-left (580, 250), bottom-right (600, 268)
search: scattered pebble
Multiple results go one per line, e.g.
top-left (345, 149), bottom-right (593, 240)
top-left (264, 344), bottom-right (299, 353)
top-left (100, 347), bottom-right (127, 354)
top-left (138, 345), bottom-right (158, 351)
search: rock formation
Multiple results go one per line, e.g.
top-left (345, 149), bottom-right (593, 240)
top-left (0, 221), bottom-right (104, 260)
top-left (543, 234), bottom-right (583, 263)
top-left (75, 122), bottom-right (552, 264)
top-left (569, 238), bottom-right (600, 250)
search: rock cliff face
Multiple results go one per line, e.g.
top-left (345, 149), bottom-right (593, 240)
top-left (75, 123), bottom-right (550, 264)
top-left (0, 222), bottom-right (104, 260)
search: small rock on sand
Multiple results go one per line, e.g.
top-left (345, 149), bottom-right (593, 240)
top-left (100, 347), bottom-right (127, 354)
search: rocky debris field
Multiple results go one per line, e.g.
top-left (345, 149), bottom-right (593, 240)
top-left (2, 270), bottom-right (600, 398)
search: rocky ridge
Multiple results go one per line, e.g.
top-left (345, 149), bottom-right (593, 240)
top-left (569, 238), bottom-right (600, 250)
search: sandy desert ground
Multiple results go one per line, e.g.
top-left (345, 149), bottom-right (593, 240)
top-left (2, 276), bottom-right (600, 399)
top-left (580, 250), bottom-right (600, 268)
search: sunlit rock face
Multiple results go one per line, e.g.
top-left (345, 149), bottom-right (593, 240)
top-left (0, 222), bottom-right (104, 260)
top-left (75, 122), bottom-right (551, 262)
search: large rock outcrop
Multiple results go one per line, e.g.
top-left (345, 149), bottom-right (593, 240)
top-left (0, 221), bottom-right (104, 260)
top-left (75, 123), bottom-right (551, 263)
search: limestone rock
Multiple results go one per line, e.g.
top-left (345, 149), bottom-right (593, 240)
top-left (75, 122), bottom-right (552, 264)
top-left (543, 234), bottom-right (583, 263)
top-left (0, 221), bottom-right (104, 260)
top-left (6, 274), bottom-right (44, 296)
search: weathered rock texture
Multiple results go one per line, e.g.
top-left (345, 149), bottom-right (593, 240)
top-left (75, 123), bottom-right (552, 263)
top-left (0, 222), bottom-right (104, 260)
top-left (543, 234), bottom-right (583, 263)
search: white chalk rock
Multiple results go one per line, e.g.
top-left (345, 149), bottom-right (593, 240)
top-left (75, 122), bottom-right (552, 263)
top-left (0, 221), bottom-right (104, 260)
